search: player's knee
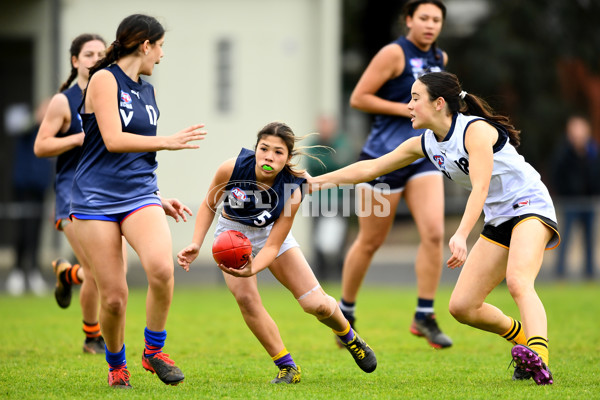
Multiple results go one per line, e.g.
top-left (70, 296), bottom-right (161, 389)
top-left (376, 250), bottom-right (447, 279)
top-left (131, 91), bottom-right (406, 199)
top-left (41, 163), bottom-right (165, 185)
top-left (231, 289), bottom-right (262, 314)
top-left (448, 297), bottom-right (471, 324)
top-left (356, 234), bottom-right (386, 253)
top-left (422, 227), bottom-right (444, 247)
top-left (298, 292), bottom-right (337, 320)
top-left (146, 262), bottom-right (174, 287)
top-left (102, 289), bottom-right (128, 316)
top-left (505, 273), bottom-right (532, 300)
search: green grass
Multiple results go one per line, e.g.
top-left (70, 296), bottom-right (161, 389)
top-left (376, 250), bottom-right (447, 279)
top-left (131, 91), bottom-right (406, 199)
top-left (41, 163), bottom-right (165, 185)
top-left (1, 281), bottom-right (599, 399)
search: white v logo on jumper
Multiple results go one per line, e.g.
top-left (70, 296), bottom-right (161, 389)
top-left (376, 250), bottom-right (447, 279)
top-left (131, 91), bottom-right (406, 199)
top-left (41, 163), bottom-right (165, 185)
top-left (120, 109), bottom-right (133, 127)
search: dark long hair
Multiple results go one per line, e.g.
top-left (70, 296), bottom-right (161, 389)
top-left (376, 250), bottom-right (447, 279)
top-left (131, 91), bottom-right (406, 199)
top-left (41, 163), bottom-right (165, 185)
top-left (403, 0), bottom-right (447, 61)
top-left (418, 71), bottom-right (522, 147)
top-left (254, 122), bottom-right (333, 177)
top-left (59, 33), bottom-right (105, 92)
top-left (89, 14), bottom-right (165, 77)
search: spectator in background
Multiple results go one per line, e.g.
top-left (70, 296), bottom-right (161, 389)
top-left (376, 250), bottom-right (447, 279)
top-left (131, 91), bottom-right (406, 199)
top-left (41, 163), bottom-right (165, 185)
top-left (550, 114), bottom-right (600, 279)
top-left (305, 114), bottom-right (354, 280)
top-left (5, 100), bottom-right (53, 296)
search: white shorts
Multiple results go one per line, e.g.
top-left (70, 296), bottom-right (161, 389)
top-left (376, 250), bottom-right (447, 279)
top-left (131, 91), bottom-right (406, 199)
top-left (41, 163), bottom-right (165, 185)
top-left (214, 215), bottom-right (299, 258)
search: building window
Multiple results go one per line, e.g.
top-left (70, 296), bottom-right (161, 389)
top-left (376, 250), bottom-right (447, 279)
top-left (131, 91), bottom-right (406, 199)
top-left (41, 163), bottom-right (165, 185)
top-left (216, 38), bottom-right (233, 113)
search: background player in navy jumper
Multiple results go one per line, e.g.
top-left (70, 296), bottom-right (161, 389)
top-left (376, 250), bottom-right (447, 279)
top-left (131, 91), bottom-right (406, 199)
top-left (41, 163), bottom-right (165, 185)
top-left (310, 71), bottom-right (558, 386)
top-left (177, 122), bottom-right (377, 384)
top-left (70, 14), bottom-right (206, 388)
top-left (34, 33), bottom-right (123, 355)
top-left (339, 0), bottom-right (452, 349)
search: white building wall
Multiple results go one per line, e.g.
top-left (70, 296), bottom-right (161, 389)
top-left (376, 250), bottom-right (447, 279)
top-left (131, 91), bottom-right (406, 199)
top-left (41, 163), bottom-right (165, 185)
top-left (59, 0), bottom-right (341, 264)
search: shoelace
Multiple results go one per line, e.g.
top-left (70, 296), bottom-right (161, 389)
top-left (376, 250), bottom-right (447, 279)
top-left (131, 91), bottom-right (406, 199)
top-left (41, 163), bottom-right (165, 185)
top-left (277, 368), bottom-right (290, 378)
top-left (508, 359), bottom-right (523, 371)
top-left (513, 366), bottom-right (531, 380)
top-left (347, 341), bottom-right (366, 359)
top-left (150, 352), bottom-right (175, 365)
top-left (109, 368), bottom-right (130, 384)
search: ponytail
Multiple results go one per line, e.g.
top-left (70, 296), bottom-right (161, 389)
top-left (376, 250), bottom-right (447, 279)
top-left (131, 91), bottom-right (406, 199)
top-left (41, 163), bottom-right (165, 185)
top-left (89, 14), bottom-right (165, 78)
top-left (88, 42), bottom-right (120, 77)
top-left (459, 93), bottom-right (521, 147)
top-left (461, 93), bottom-right (521, 147)
top-left (59, 68), bottom-right (78, 92)
top-left (431, 41), bottom-right (442, 61)
top-left (255, 122), bottom-right (335, 177)
top-left (418, 71), bottom-right (522, 147)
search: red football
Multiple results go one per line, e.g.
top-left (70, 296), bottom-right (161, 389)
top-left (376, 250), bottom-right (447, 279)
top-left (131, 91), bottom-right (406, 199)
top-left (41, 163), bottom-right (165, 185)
top-left (212, 230), bottom-right (252, 269)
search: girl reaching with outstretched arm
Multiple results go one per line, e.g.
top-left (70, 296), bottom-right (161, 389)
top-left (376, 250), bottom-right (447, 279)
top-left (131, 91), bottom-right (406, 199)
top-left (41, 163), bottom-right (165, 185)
top-left (310, 71), bottom-right (559, 386)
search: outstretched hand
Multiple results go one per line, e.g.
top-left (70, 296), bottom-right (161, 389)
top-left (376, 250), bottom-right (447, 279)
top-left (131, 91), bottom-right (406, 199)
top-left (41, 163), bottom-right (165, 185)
top-left (161, 197), bottom-right (192, 222)
top-left (164, 124), bottom-right (207, 150)
top-left (177, 243), bottom-right (200, 272)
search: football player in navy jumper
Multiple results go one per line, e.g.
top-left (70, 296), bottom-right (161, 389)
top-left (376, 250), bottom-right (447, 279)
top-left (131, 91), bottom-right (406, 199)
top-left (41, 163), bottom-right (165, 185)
top-left (177, 122), bottom-right (377, 384)
top-left (339, 0), bottom-right (452, 349)
top-left (70, 14), bottom-right (206, 388)
top-left (34, 33), bottom-right (128, 355)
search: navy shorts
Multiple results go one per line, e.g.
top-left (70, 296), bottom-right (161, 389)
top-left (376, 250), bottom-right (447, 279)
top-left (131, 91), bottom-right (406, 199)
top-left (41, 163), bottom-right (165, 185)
top-left (481, 213), bottom-right (560, 249)
top-left (357, 151), bottom-right (440, 192)
top-left (71, 203), bottom-right (162, 224)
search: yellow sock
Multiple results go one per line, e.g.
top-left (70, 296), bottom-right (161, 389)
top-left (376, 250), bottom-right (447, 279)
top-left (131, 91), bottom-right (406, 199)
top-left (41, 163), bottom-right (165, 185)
top-left (527, 336), bottom-right (549, 366)
top-left (500, 317), bottom-right (526, 345)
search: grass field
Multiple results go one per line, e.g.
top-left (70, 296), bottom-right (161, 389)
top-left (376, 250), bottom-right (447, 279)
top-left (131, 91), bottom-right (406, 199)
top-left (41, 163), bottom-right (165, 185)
top-left (1, 281), bottom-right (599, 399)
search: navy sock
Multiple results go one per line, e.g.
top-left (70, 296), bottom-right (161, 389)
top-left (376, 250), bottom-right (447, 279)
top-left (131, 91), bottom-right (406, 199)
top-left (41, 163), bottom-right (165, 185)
top-left (415, 298), bottom-right (434, 321)
top-left (339, 299), bottom-right (356, 321)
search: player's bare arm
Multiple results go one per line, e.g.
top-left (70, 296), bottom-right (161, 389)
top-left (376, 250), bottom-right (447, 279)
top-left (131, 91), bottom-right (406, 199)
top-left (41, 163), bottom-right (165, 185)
top-left (310, 136), bottom-right (423, 190)
top-left (34, 93), bottom-right (84, 157)
top-left (177, 159), bottom-right (234, 271)
top-left (447, 121), bottom-right (496, 269)
top-left (350, 43), bottom-right (409, 117)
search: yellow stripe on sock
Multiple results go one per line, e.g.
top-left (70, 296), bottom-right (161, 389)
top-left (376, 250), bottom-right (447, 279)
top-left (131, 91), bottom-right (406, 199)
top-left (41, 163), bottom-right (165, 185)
top-left (332, 321), bottom-right (351, 336)
top-left (500, 317), bottom-right (517, 338)
top-left (501, 317), bottom-right (526, 345)
top-left (271, 348), bottom-right (289, 361)
top-left (527, 336), bottom-right (549, 366)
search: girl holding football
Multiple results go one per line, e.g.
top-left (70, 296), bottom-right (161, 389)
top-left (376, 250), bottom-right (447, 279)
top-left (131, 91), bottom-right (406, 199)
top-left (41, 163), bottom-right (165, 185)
top-left (177, 121), bottom-right (377, 384)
